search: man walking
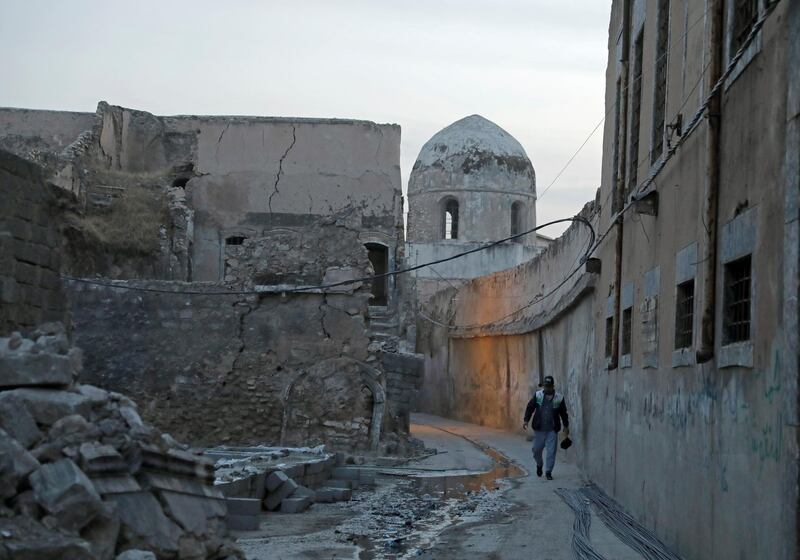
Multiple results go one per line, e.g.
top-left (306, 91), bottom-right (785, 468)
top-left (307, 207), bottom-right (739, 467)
top-left (522, 375), bottom-right (569, 480)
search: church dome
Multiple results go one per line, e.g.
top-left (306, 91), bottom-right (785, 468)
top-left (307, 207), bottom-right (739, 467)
top-left (409, 115), bottom-right (536, 196)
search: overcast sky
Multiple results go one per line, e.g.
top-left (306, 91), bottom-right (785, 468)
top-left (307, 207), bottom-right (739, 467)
top-left (1, 0), bottom-right (610, 237)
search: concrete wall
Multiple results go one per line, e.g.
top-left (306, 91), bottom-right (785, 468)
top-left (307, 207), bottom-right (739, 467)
top-left (0, 107), bottom-right (96, 166)
top-left (0, 150), bottom-right (67, 334)
top-left (417, 2), bottom-right (799, 559)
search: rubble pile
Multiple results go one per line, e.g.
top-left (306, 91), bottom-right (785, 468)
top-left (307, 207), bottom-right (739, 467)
top-left (0, 323), bottom-right (242, 560)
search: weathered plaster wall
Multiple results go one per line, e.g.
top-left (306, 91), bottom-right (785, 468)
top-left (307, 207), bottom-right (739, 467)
top-left (418, 3), bottom-right (798, 559)
top-left (0, 108), bottom-right (96, 169)
top-left (0, 150), bottom-right (67, 335)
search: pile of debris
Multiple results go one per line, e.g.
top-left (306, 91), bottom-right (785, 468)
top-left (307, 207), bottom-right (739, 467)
top-left (0, 323), bottom-right (242, 559)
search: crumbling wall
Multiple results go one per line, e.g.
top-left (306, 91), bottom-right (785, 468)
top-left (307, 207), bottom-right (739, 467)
top-left (0, 150), bottom-right (68, 335)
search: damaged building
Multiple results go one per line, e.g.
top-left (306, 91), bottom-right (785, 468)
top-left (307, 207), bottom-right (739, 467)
top-left (0, 102), bottom-right (423, 453)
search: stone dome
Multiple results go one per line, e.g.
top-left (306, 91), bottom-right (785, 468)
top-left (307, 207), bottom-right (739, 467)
top-left (409, 115), bottom-right (536, 196)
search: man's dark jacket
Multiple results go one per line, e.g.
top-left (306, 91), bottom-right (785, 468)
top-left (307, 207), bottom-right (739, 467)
top-left (524, 390), bottom-right (569, 432)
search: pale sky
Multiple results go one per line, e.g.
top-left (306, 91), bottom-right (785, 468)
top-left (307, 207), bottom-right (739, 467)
top-left (1, 0), bottom-right (610, 237)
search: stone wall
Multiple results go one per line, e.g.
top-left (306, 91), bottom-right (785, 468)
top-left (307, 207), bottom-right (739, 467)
top-left (0, 150), bottom-right (67, 335)
top-left (66, 277), bottom-right (388, 451)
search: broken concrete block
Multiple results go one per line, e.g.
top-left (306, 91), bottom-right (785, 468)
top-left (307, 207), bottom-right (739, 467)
top-left (226, 497), bottom-right (261, 516)
top-left (30, 458), bottom-right (103, 532)
top-left (0, 516), bottom-right (94, 559)
top-left (265, 470), bottom-right (289, 492)
top-left (282, 464), bottom-right (305, 480)
top-left (0, 430), bottom-right (40, 499)
top-left (79, 442), bottom-right (127, 475)
top-left (292, 485), bottom-right (317, 503)
top-left (0, 388), bottom-right (91, 426)
top-left (317, 486), bottom-right (351, 502)
top-left (280, 496), bottom-right (311, 514)
top-left (115, 551), bottom-right (157, 560)
top-left (0, 337), bottom-right (75, 388)
top-left (226, 514), bottom-right (260, 531)
top-left (75, 384), bottom-right (110, 406)
top-left (159, 490), bottom-right (224, 536)
top-left (119, 406), bottom-right (143, 429)
top-left (264, 478), bottom-right (298, 511)
top-left (90, 474), bottom-right (142, 495)
top-left (106, 492), bottom-right (182, 557)
top-left (0, 398), bottom-right (42, 448)
top-left (80, 501), bottom-right (120, 560)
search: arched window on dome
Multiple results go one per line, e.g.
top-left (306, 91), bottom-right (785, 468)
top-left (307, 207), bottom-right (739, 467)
top-left (441, 198), bottom-right (459, 240)
top-left (511, 201), bottom-right (525, 241)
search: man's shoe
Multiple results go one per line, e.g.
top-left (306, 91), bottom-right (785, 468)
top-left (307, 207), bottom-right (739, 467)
top-left (545, 472), bottom-right (553, 480)
top-left (536, 465), bottom-right (543, 477)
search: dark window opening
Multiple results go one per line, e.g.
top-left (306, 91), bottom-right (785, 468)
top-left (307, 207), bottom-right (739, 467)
top-left (629, 31), bottom-right (644, 195)
top-left (674, 279), bottom-right (695, 349)
top-left (724, 255), bottom-right (752, 344)
top-left (366, 243), bottom-right (389, 306)
top-left (621, 307), bottom-right (633, 356)
top-left (605, 316), bottom-right (615, 359)
top-left (510, 201), bottom-right (525, 240)
top-left (226, 236), bottom-right (246, 246)
top-left (732, 0), bottom-right (759, 54)
top-left (442, 199), bottom-right (459, 240)
top-left (652, 0), bottom-right (670, 164)
top-left (172, 177), bottom-right (190, 188)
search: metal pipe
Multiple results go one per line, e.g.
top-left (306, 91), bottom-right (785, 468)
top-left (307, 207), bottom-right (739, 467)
top-left (609, 0), bottom-right (632, 370)
top-left (696, 0), bottom-right (724, 363)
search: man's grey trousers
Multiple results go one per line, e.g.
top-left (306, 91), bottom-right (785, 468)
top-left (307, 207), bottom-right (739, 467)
top-left (532, 430), bottom-right (558, 472)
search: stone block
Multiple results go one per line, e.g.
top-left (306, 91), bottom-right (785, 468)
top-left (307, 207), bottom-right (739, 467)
top-left (79, 442), bottom-right (127, 474)
top-left (116, 551), bottom-right (157, 560)
top-left (159, 490), bottom-right (221, 536)
top-left (304, 460), bottom-right (326, 475)
top-left (30, 458), bottom-right (103, 532)
top-left (106, 492), bottom-right (182, 557)
top-left (90, 474), bottom-right (142, 495)
top-left (280, 496), bottom-right (311, 514)
top-left (282, 463), bottom-right (305, 480)
top-left (331, 467), bottom-right (360, 481)
top-left (0, 339), bottom-right (75, 388)
top-left (0, 429), bottom-right (40, 499)
top-left (0, 398), bottom-right (42, 448)
top-left (263, 478), bottom-right (298, 511)
top-left (81, 501), bottom-right (120, 560)
top-left (318, 486), bottom-right (351, 502)
top-left (0, 516), bottom-right (94, 560)
top-left (327, 479), bottom-right (357, 490)
top-left (226, 514), bottom-right (260, 531)
top-left (291, 485), bottom-right (316, 502)
top-left (0, 388), bottom-right (91, 426)
top-left (266, 470), bottom-right (289, 492)
top-left (225, 497), bottom-right (261, 516)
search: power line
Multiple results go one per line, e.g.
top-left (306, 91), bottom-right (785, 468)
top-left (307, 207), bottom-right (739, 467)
top-left (62, 217), bottom-right (594, 297)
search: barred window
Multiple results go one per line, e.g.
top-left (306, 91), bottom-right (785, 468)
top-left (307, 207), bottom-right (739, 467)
top-left (724, 255), bottom-right (752, 344)
top-left (732, 0), bottom-right (759, 54)
top-left (628, 31), bottom-right (644, 195)
top-left (651, 0), bottom-right (670, 164)
top-left (674, 279), bottom-right (695, 349)
top-left (621, 307), bottom-right (633, 356)
top-left (605, 316), bottom-right (615, 358)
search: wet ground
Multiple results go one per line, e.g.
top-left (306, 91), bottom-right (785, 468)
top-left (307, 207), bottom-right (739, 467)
top-left (237, 414), bottom-right (646, 560)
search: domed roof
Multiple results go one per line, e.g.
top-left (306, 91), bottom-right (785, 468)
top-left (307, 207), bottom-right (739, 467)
top-left (410, 115), bottom-right (536, 195)
top-left (415, 115), bottom-right (529, 166)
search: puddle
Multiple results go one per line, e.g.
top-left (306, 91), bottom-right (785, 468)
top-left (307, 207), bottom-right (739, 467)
top-left (410, 445), bottom-right (524, 501)
top-left (349, 441), bottom-right (524, 559)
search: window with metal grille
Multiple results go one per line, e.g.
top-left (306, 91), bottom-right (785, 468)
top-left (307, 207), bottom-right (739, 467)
top-left (651, 0), bottom-right (670, 164)
top-left (732, 0), bottom-right (759, 54)
top-left (628, 31), bottom-right (644, 195)
top-left (442, 198), bottom-right (459, 240)
top-left (674, 279), bottom-right (694, 349)
top-left (724, 255), bottom-right (752, 343)
top-left (605, 316), bottom-right (614, 358)
top-left (621, 307), bottom-right (633, 356)
top-left (612, 79), bottom-right (622, 212)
